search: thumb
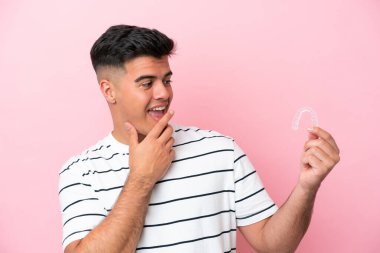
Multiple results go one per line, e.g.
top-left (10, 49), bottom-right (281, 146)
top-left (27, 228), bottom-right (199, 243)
top-left (307, 127), bottom-right (318, 140)
top-left (308, 132), bottom-right (318, 140)
top-left (124, 122), bottom-right (138, 147)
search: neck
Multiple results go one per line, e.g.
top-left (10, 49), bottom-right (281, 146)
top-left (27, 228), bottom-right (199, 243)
top-left (112, 126), bottom-right (146, 145)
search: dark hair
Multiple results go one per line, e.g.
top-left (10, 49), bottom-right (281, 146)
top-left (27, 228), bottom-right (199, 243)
top-left (90, 25), bottom-right (175, 72)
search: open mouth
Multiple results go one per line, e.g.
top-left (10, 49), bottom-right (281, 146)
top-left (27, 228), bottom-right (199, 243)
top-left (147, 105), bottom-right (168, 121)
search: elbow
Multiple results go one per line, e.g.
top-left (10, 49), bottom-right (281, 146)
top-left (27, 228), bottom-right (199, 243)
top-left (64, 239), bottom-right (83, 253)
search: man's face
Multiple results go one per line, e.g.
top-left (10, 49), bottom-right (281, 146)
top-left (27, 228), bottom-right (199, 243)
top-left (113, 55), bottom-right (173, 137)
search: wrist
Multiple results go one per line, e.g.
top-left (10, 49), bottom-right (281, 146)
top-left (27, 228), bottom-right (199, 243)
top-left (295, 181), bottom-right (319, 199)
top-left (125, 172), bottom-right (156, 194)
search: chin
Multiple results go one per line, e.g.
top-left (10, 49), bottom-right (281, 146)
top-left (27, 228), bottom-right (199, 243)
top-left (138, 124), bottom-right (155, 137)
top-left (135, 117), bottom-right (162, 137)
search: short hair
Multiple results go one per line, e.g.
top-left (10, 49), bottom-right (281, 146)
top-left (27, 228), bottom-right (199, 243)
top-left (90, 25), bottom-right (175, 72)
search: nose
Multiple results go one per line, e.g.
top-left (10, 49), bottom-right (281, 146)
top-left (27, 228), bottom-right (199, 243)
top-left (153, 81), bottom-right (170, 100)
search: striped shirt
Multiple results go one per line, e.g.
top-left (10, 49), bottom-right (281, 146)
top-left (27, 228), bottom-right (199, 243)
top-left (58, 125), bottom-right (278, 252)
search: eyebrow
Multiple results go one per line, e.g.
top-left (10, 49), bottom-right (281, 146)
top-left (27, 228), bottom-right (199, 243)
top-left (134, 71), bottom-right (173, 83)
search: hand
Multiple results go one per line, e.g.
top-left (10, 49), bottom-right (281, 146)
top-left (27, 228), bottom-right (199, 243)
top-left (299, 126), bottom-right (340, 192)
top-left (124, 111), bottom-right (175, 187)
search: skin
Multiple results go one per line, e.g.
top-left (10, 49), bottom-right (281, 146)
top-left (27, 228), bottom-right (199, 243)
top-left (98, 55), bottom-right (174, 143)
top-left (64, 55), bottom-right (340, 253)
top-left (65, 56), bottom-right (175, 253)
top-left (239, 127), bottom-right (340, 252)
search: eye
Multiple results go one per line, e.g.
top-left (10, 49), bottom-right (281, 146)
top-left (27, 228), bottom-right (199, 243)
top-left (163, 79), bottom-right (172, 86)
top-left (141, 81), bottom-right (153, 89)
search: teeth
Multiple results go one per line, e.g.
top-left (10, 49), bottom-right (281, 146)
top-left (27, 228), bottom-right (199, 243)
top-left (151, 106), bottom-right (166, 111)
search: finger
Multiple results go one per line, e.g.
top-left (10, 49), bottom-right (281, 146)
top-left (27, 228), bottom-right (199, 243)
top-left (307, 126), bottom-right (339, 153)
top-left (306, 155), bottom-right (325, 171)
top-left (148, 110), bottom-right (175, 139)
top-left (302, 147), bottom-right (335, 170)
top-left (165, 137), bottom-right (175, 150)
top-left (307, 146), bottom-right (330, 164)
top-left (158, 125), bottom-right (174, 143)
top-left (304, 139), bottom-right (337, 160)
top-left (301, 150), bottom-right (323, 171)
top-left (308, 126), bottom-right (339, 153)
top-left (301, 148), bottom-right (322, 165)
top-left (169, 148), bottom-right (176, 161)
top-left (308, 132), bottom-right (318, 141)
top-left (124, 122), bottom-right (138, 148)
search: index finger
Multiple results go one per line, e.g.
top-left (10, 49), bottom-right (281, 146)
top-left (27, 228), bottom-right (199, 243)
top-left (308, 126), bottom-right (340, 153)
top-left (148, 110), bottom-right (175, 139)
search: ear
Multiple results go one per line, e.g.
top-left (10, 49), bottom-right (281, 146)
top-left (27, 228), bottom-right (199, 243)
top-left (99, 79), bottom-right (116, 104)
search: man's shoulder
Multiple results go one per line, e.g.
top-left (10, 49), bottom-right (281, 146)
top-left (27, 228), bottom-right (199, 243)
top-left (173, 124), bottom-right (232, 137)
top-left (172, 124), bottom-right (234, 147)
top-left (59, 134), bottom-right (112, 176)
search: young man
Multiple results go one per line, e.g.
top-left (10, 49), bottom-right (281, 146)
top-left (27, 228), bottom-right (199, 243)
top-left (59, 25), bottom-right (340, 253)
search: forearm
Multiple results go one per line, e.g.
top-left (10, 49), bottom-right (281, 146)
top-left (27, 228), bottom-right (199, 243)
top-left (260, 183), bottom-right (318, 253)
top-left (70, 174), bottom-right (154, 253)
top-left (241, 127), bottom-right (339, 253)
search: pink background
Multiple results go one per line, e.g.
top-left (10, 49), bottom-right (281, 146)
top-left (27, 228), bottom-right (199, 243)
top-left (1, 0), bottom-right (379, 252)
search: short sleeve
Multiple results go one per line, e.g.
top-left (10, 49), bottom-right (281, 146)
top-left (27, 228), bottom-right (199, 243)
top-left (233, 141), bottom-right (278, 227)
top-left (58, 157), bottom-right (107, 250)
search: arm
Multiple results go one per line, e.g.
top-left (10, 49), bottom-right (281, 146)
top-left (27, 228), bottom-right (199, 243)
top-left (239, 182), bottom-right (317, 253)
top-left (240, 127), bottom-right (340, 253)
top-left (65, 174), bottom-right (154, 253)
top-left (65, 111), bottom-right (175, 253)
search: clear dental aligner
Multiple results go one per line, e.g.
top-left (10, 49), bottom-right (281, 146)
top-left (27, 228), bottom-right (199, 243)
top-left (292, 107), bottom-right (319, 130)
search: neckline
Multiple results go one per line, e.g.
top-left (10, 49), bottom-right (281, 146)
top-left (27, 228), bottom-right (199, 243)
top-left (106, 132), bottom-right (130, 151)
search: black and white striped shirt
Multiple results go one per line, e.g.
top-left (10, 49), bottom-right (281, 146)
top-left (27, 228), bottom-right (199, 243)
top-left (59, 125), bottom-right (278, 252)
